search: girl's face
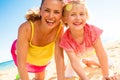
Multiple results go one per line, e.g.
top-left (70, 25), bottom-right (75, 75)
top-left (40, 0), bottom-right (63, 29)
top-left (65, 4), bottom-right (87, 31)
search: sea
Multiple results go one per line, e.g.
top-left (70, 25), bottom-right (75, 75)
top-left (0, 60), bottom-right (15, 71)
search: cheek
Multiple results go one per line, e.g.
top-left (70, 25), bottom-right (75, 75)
top-left (40, 11), bottom-right (45, 18)
top-left (68, 17), bottom-right (74, 22)
top-left (83, 17), bottom-right (87, 22)
top-left (56, 14), bottom-right (62, 20)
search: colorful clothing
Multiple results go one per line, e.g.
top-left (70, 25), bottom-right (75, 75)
top-left (11, 21), bottom-right (62, 73)
top-left (11, 39), bottom-right (17, 66)
top-left (60, 23), bottom-right (103, 57)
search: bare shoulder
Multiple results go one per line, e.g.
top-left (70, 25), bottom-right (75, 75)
top-left (60, 26), bottom-right (64, 36)
top-left (18, 21), bottom-right (32, 40)
top-left (56, 25), bottom-right (64, 42)
top-left (18, 21), bottom-right (31, 32)
top-left (55, 26), bottom-right (64, 51)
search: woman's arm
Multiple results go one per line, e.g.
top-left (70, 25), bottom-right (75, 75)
top-left (66, 51), bottom-right (89, 80)
top-left (17, 21), bottom-right (31, 80)
top-left (55, 42), bottom-right (64, 80)
top-left (55, 27), bottom-right (65, 80)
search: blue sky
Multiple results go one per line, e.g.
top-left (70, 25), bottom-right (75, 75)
top-left (0, 0), bottom-right (120, 63)
top-left (0, 0), bottom-right (41, 63)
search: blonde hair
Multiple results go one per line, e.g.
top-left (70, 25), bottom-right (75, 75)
top-left (63, 1), bottom-right (89, 20)
top-left (25, 7), bottom-right (40, 21)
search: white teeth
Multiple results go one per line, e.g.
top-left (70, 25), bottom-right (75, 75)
top-left (47, 20), bottom-right (54, 23)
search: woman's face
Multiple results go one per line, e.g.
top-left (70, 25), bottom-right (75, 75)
top-left (40, 0), bottom-right (63, 29)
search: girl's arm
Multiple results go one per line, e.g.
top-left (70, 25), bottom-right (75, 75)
top-left (66, 50), bottom-right (89, 80)
top-left (94, 38), bottom-right (117, 80)
top-left (17, 22), bottom-right (31, 80)
top-left (55, 27), bottom-right (65, 80)
top-left (93, 38), bottom-right (109, 77)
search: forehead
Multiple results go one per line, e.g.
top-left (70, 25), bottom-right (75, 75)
top-left (42, 0), bottom-right (63, 10)
top-left (71, 4), bottom-right (86, 12)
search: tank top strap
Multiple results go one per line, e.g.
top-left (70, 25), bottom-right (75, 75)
top-left (29, 20), bottom-right (34, 42)
top-left (54, 22), bottom-right (62, 41)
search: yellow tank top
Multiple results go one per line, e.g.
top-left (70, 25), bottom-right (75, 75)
top-left (27, 21), bottom-right (62, 66)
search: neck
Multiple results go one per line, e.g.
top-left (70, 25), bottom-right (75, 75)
top-left (70, 28), bottom-right (84, 38)
top-left (70, 28), bottom-right (84, 43)
top-left (37, 20), bottom-right (54, 35)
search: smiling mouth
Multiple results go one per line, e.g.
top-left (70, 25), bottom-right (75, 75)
top-left (46, 19), bottom-right (55, 26)
top-left (73, 22), bottom-right (82, 26)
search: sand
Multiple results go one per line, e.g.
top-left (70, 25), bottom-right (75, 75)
top-left (0, 40), bottom-right (120, 80)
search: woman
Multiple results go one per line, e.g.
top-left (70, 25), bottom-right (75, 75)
top-left (11, 0), bottom-right (65, 80)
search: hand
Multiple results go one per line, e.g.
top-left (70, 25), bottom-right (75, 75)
top-left (102, 73), bottom-right (118, 80)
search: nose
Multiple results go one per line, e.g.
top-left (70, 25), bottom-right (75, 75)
top-left (76, 15), bottom-right (81, 19)
top-left (49, 12), bottom-right (54, 18)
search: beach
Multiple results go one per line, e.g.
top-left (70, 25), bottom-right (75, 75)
top-left (0, 40), bottom-right (120, 80)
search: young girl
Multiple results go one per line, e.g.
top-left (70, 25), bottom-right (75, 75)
top-left (60, 1), bottom-right (117, 80)
top-left (11, 0), bottom-right (64, 80)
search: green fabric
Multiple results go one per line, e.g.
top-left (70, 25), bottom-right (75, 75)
top-left (15, 74), bottom-right (20, 80)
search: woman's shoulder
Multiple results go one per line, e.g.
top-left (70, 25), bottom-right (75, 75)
top-left (17, 20), bottom-right (34, 41)
top-left (18, 20), bottom-right (32, 32)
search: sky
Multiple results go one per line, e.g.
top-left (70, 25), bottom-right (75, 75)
top-left (0, 0), bottom-right (120, 63)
